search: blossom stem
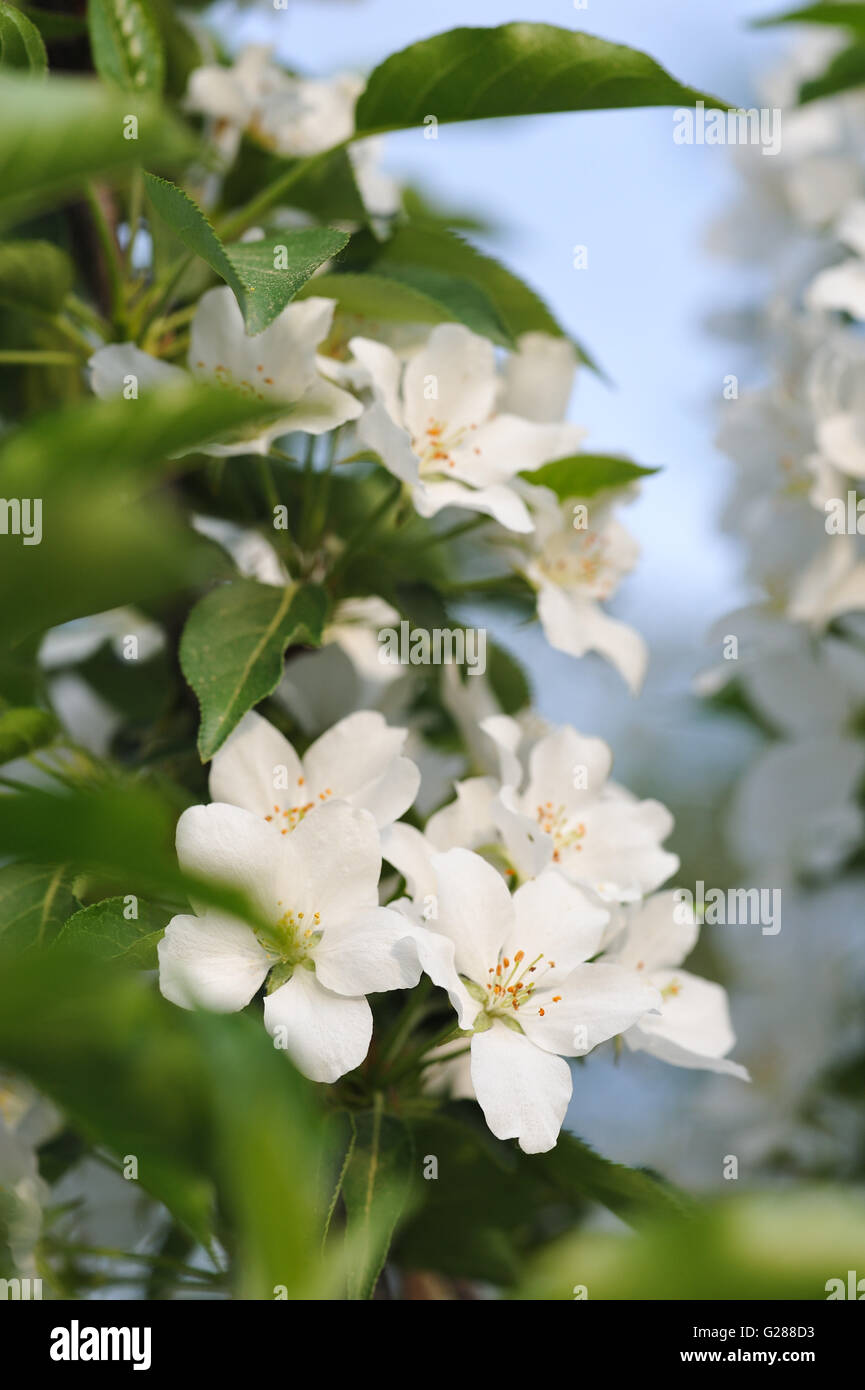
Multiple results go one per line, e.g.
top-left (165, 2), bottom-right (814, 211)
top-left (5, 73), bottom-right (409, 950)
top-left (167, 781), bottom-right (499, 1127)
top-left (413, 515), bottom-right (489, 552)
top-left (328, 475), bottom-right (403, 581)
top-left (0, 349), bottom-right (80, 365)
top-left (124, 167), bottom-right (144, 276)
top-left (85, 181), bottom-right (124, 328)
top-left (218, 141), bottom-right (351, 241)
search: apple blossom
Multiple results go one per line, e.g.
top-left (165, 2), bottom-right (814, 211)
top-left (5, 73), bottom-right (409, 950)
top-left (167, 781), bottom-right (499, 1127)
top-left (348, 323), bottom-right (587, 532)
top-left (408, 849), bottom-right (660, 1153)
top-left (209, 708), bottom-right (419, 833)
top-left (601, 891), bottom-right (749, 1079)
top-left (159, 800), bottom-right (425, 1082)
top-left (89, 289), bottom-right (362, 456)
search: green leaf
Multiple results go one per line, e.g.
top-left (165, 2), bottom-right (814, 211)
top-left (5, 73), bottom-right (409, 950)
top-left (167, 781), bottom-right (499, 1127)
top-left (229, 227), bottom-right (351, 335)
top-left (0, 704), bottom-right (58, 761)
top-left (144, 174), bottom-right (349, 334)
top-left (521, 452), bottom-right (659, 499)
top-left (0, 1), bottom-right (47, 74)
top-left (144, 172), bottom-right (244, 296)
top-left (0, 384), bottom-right (287, 642)
top-left (754, 4), bottom-right (865, 36)
top-left (0, 943), bottom-right (217, 1244)
top-left (799, 42), bottom-right (865, 103)
top-left (87, 0), bottom-right (163, 94)
top-left (0, 73), bottom-right (190, 225)
top-left (283, 146), bottom-right (368, 225)
top-left (180, 580), bottom-right (328, 761)
top-left (376, 223), bottom-right (601, 372)
top-left (485, 640), bottom-right (531, 716)
top-left (55, 895), bottom-right (169, 968)
top-left (18, 8), bottom-right (87, 41)
top-left (196, 1011), bottom-right (336, 1299)
top-left (534, 1131), bottom-right (693, 1229)
top-left (342, 1103), bottom-right (414, 1300)
top-left (0, 861), bottom-right (77, 954)
top-left (0, 238), bottom-right (74, 314)
top-left (305, 267), bottom-right (513, 347)
top-left (0, 380), bottom-right (286, 488)
top-left (354, 22), bottom-right (727, 135)
top-left (0, 780), bottom-right (273, 931)
top-left (395, 1113), bottom-right (528, 1284)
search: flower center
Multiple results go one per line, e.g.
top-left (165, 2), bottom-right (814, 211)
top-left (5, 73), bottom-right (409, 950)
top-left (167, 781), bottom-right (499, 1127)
top-left (193, 359), bottom-right (279, 405)
top-left (481, 948), bottom-right (563, 1020)
top-left (411, 416), bottom-right (480, 476)
top-left (264, 783), bottom-right (334, 834)
top-left (535, 801), bottom-right (586, 862)
top-left (260, 902), bottom-right (323, 989)
top-left (538, 531), bottom-right (617, 597)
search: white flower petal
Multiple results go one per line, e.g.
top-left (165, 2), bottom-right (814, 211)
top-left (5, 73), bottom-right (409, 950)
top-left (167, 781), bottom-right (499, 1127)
top-left (302, 711), bottom-right (419, 828)
top-left (402, 323), bottom-right (497, 439)
top-left (520, 962), bottom-right (660, 1057)
top-left (611, 890), bottom-right (698, 973)
top-left (457, 415), bottom-right (586, 487)
top-left (500, 332), bottom-right (578, 423)
top-left (175, 801), bottom-right (285, 920)
top-left (158, 912), bottom-right (270, 1012)
top-left (430, 847), bottom-right (513, 984)
top-left (288, 375), bottom-right (363, 434)
top-left (413, 478), bottom-right (534, 532)
top-left (264, 970), bottom-right (372, 1082)
top-left (625, 970), bottom-right (750, 1080)
top-left (425, 776), bottom-right (498, 851)
top-left (536, 584), bottom-right (648, 693)
top-left (470, 1024), bottom-right (572, 1153)
top-left (380, 822), bottom-right (437, 901)
top-left (287, 799), bottom-right (382, 920)
top-left (524, 725), bottom-right (612, 811)
top-left (313, 905), bottom-right (423, 994)
top-left (88, 343), bottom-right (187, 398)
top-left (209, 710), bottom-right (303, 819)
top-left (508, 869), bottom-right (609, 981)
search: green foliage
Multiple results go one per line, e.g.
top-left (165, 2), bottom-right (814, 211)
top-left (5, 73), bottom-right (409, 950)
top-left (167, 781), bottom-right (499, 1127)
top-left (0, 72), bottom-right (190, 225)
top-left (754, 4), bottom-right (865, 35)
top-left (0, 704), bottom-right (58, 761)
top-left (0, 2), bottom-right (46, 75)
top-left (306, 268), bottom-right (513, 347)
top-left (394, 1107), bottom-right (690, 1288)
top-left (144, 174), bottom-right (349, 333)
top-left (87, 0), bottom-right (164, 95)
top-left (800, 43), bottom-right (865, 103)
top-left (378, 222), bottom-right (601, 372)
top-left (0, 384), bottom-right (287, 643)
top-left (340, 1104), bottom-right (414, 1300)
top-left (354, 22), bottom-right (727, 134)
top-left (180, 580), bottom-right (328, 759)
top-left (0, 862), bottom-right (78, 954)
top-left (0, 941), bottom-right (331, 1268)
top-left (0, 239), bottom-right (74, 314)
top-left (55, 895), bottom-right (169, 968)
top-left (522, 453), bottom-right (660, 499)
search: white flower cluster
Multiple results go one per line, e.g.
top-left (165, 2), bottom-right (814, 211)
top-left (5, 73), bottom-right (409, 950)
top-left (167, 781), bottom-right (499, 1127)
top-left (81, 45), bottom-right (749, 1158)
top-left (702, 33), bottom-right (865, 882)
top-left (690, 32), bottom-right (865, 1176)
top-left (159, 707), bottom-right (745, 1153)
